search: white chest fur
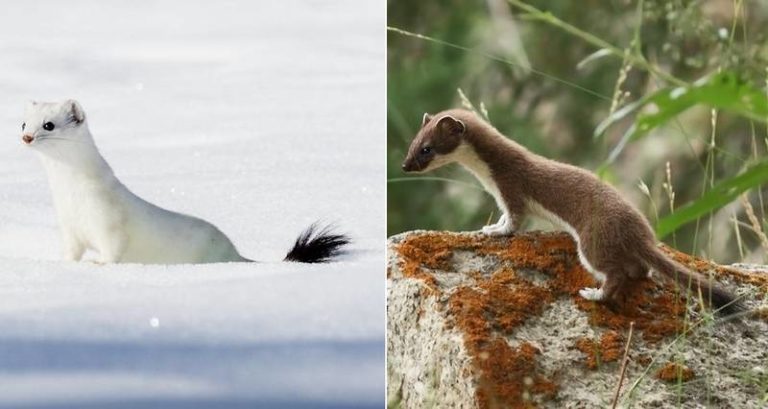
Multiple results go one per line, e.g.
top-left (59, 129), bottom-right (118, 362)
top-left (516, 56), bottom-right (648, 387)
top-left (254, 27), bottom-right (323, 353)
top-left (41, 155), bottom-right (126, 253)
top-left (454, 144), bottom-right (507, 213)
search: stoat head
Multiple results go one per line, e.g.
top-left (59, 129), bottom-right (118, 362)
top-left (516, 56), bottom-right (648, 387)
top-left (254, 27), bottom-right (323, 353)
top-left (402, 112), bottom-right (466, 173)
top-left (21, 100), bottom-right (88, 149)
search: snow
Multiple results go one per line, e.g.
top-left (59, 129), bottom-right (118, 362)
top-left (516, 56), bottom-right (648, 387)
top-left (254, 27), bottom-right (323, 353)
top-left (0, 1), bottom-right (384, 407)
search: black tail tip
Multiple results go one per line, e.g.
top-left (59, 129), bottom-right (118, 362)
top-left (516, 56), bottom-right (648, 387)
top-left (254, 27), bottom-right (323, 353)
top-left (284, 223), bottom-right (351, 263)
top-left (709, 287), bottom-right (747, 316)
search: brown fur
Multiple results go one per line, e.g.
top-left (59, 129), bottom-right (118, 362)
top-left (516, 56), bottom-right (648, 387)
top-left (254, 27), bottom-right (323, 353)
top-left (402, 108), bottom-right (742, 314)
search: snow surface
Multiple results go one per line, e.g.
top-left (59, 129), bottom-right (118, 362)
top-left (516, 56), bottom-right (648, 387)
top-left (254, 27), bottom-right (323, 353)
top-left (0, 1), bottom-right (384, 407)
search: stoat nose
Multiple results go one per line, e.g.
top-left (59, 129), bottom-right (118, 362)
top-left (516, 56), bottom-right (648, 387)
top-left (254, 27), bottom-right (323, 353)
top-left (22, 134), bottom-right (34, 144)
top-left (402, 160), bottom-right (419, 172)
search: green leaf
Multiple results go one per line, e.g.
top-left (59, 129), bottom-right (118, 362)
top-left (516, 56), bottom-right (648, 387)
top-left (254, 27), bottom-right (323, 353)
top-left (655, 159), bottom-right (768, 239)
top-left (596, 71), bottom-right (768, 163)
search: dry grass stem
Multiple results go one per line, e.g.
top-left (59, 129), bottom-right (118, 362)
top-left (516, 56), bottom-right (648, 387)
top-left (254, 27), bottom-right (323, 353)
top-left (740, 194), bottom-right (768, 254)
top-left (611, 321), bottom-right (635, 409)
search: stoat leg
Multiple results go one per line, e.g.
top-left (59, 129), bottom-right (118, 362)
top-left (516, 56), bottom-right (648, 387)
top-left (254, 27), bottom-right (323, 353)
top-left (97, 249), bottom-right (123, 264)
top-left (63, 238), bottom-right (85, 262)
top-left (575, 248), bottom-right (606, 284)
top-left (579, 274), bottom-right (626, 303)
top-left (95, 235), bottom-right (127, 264)
top-left (482, 213), bottom-right (516, 236)
top-left (482, 213), bottom-right (506, 233)
top-left (499, 213), bottom-right (508, 226)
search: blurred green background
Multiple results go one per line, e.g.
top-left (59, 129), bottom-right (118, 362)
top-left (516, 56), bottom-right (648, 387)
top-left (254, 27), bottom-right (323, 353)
top-left (387, 0), bottom-right (768, 263)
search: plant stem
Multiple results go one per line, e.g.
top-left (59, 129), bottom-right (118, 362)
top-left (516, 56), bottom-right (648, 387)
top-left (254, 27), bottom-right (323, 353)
top-left (386, 26), bottom-right (611, 101)
top-left (505, 0), bottom-right (688, 87)
top-left (611, 322), bottom-right (635, 408)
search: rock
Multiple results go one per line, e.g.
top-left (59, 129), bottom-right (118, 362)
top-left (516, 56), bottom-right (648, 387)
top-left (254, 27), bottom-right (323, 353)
top-left (387, 230), bottom-right (768, 409)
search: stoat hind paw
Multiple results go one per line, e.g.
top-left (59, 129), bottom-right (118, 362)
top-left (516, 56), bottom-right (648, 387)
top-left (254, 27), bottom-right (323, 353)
top-left (579, 287), bottom-right (605, 301)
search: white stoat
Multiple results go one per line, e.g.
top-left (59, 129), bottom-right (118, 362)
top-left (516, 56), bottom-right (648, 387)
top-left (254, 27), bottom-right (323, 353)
top-left (21, 100), bottom-right (348, 264)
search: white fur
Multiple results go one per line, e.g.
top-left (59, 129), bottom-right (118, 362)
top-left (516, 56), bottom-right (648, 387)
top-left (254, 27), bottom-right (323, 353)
top-left (23, 100), bottom-right (246, 264)
top-left (451, 144), bottom-right (515, 235)
top-left (578, 287), bottom-right (604, 301)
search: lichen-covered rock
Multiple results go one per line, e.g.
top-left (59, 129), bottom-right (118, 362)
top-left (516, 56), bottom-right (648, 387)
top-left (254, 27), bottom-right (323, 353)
top-left (386, 230), bottom-right (768, 409)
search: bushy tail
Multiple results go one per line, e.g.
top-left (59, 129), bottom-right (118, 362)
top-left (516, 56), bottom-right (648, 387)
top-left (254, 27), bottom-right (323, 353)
top-left (284, 223), bottom-right (350, 263)
top-left (644, 247), bottom-right (744, 316)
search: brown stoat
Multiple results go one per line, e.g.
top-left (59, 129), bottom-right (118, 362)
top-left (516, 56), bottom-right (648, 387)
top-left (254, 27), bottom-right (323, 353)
top-left (402, 108), bottom-right (742, 314)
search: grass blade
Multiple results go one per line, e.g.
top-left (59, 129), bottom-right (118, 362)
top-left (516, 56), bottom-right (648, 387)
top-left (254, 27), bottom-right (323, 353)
top-left (596, 71), bottom-right (768, 163)
top-left (655, 159), bottom-right (768, 239)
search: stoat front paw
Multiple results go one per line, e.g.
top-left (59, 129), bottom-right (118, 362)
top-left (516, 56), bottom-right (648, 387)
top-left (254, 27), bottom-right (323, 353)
top-left (481, 225), bottom-right (515, 236)
top-left (578, 287), bottom-right (605, 301)
top-left (481, 225), bottom-right (496, 235)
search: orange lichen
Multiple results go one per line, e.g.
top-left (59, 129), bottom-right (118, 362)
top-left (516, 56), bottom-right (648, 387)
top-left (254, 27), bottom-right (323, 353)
top-left (575, 330), bottom-right (625, 369)
top-left (661, 244), bottom-right (768, 292)
top-left (474, 342), bottom-right (557, 409)
top-left (452, 268), bottom-right (554, 334)
top-left (577, 277), bottom-right (688, 343)
top-left (396, 232), bottom-right (694, 342)
top-left (656, 362), bottom-right (695, 382)
top-left (447, 269), bottom-right (556, 407)
top-left (391, 231), bottom-right (762, 407)
top-left (431, 233), bottom-right (690, 342)
top-left (395, 237), bottom-right (449, 295)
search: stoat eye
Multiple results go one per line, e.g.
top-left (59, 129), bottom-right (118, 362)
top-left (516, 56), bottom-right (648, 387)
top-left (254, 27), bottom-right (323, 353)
top-left (21, 122), bottom-right (25, 131)
top-left (43, 122), bottom-right (55, 131)
top-left (420, 146), bottom-right (433, 155)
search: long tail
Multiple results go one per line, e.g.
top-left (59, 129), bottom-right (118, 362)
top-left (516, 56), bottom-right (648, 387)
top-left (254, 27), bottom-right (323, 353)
top-left (284, 223), bottom-right (350, 263)
top-left (643, 246), bottom-right (744, 315)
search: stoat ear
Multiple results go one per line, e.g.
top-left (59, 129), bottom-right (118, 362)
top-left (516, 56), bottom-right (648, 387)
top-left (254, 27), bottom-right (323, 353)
top-left (436, 115), bottom-right (466, 136)
top-left (66, 99), bottom-right (86, 124)
top-left (26, 100), bottom-right (38, 109)
top-left (421, 113), bottom-right (434, 128)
